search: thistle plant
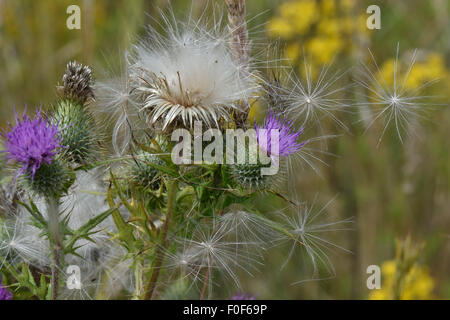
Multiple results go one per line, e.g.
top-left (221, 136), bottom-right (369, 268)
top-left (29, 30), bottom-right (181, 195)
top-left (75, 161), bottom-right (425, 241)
top-left (53, 61), bottom-right (98, 164)
top-left (0, 0), bottom-right (442, 300)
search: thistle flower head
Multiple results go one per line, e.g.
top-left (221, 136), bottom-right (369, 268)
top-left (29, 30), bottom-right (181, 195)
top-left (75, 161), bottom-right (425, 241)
top-left (1, 110), bottom-right (62, 180)
top-left (0, 282), bottom-right (12, 300)
top-left (61, 61), bottom-right (94, 103)
top-left (129, 12), bottom-right (257, 130)
top-left (256, 110), bottom-right (307, 157)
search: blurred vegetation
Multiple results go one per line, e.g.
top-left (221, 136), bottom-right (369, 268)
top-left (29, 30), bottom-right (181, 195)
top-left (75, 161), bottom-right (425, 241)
top-left (0, 0), bottom-right (449, 299)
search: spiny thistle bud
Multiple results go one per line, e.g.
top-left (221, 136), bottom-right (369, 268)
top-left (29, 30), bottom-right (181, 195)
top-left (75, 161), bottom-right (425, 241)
top-left (51, 99), bottom-right (97, 164)
top-left (130, 135), bottom-right (168, 190)
top-left (28, 159), bottom-right (74, 198)
top-left (131, 150), bottom-right (165, 190)
top-left (60, 61), bottom-right (94, 103)
top-left (228, 144), bottom-right (271, 190)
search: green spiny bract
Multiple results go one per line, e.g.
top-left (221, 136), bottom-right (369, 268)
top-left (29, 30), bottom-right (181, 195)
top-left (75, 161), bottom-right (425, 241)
top-left (227, 144), bottom-right (272, 190)
top-left (130, 136), bottom-right (169, 190)
top-left (229, 162), bottom-right (270, 190)
top-left (27, 160), bottom-right (74, 198)
top-left (131, 150), bottom-right (165, 190)
top-left (51, 99), bottom-right (97, 164)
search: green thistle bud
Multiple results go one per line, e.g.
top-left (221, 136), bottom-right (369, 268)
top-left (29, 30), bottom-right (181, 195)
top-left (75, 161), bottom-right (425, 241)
top-left (229, 163), bottom-right (270, 190)
top-left (51, 99), bottom-right (97, 164)
top-left (131, 150), bottom-right (165, 190)
top-left (228, 143), bottom-right (272, 190)
top-left (130, 136), bottom-right (169, 190)
top-left (28, 160), bottom-right (74, 198)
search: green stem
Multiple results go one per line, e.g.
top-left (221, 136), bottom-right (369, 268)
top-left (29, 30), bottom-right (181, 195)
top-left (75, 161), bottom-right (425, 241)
top-left (143, 179), bottom-right (178, 300)
top-left (46, 197), bottom-right (62, 300)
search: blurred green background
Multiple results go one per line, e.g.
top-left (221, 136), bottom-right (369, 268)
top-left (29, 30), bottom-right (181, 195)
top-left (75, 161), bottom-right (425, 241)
top-left (0, 0), bottom-right (449, 299)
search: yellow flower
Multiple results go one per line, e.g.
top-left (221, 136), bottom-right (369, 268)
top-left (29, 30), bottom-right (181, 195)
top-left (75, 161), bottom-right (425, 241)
top-left (382, 260), bottom-right (397, 277)
top-left (321, 0), bottom-right (336, 16)
top-left (290, 1), bottom-right (318, 34)
top-left (340, 17), bottom-right (355, 34)
top-left (267, 17), bottom-right (294, 39)
top-left (378, 53), bottom-right (448, 90)
top-left (268, 0), bottom-right (372, 80)
top-left (401, 266), bottom-right (435, 300)
top-left (369, 289), bottom-right (388, 300)
top-left (341, 0), bottom-right (356, 12)
top-left (317, 19), bottom-right (340, 36)
top-left (278, 0), bottom-right (318, 35)
top-left (368, 259), bottom-right (436, 300)
top-left (307, 36), bottom-right (342, 65)
top-left (285, 43), bottom-right (301, 62)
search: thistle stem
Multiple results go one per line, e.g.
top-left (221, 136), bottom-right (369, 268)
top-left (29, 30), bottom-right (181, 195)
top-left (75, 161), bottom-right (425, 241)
top-left (46, 196), bottom-right (62, 300)
top-left (143, 179), bottom-right (178, 300)
top-left (199, 263), bottom-right (211, 300)
top-left (225, 0), bottom-right (250, 128)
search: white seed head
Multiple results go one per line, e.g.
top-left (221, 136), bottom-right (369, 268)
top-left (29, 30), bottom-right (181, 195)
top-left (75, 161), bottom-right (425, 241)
top-left (283, 58), bottom-right (352, 131)
top-left (276, 195), bottom-right (353, 281)
top-left (94, 58), bottom-right (139, 156)
top-left (355, 44), bottom-right (438, 145)
top-left (166, 221), bottom-right (263, 292)
top-left (128, 10), bottom-right (258, 130)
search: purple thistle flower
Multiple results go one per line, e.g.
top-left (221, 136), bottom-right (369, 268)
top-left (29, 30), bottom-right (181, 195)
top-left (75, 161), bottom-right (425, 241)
top-left (255, 110), bottom-right (307, 157)
top-left (230, 292), bottom-right (255, 300)
top-left (0, 283), bottom-right (12, 300)
top-left (1, 109), bottom-right (62, 180)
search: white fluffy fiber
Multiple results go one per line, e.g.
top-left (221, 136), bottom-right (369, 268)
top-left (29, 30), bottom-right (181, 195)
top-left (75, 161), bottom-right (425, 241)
top-left (0, 169), bottom-right (132, 297)
top-left (95, 9), bottom-right (259, 150)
